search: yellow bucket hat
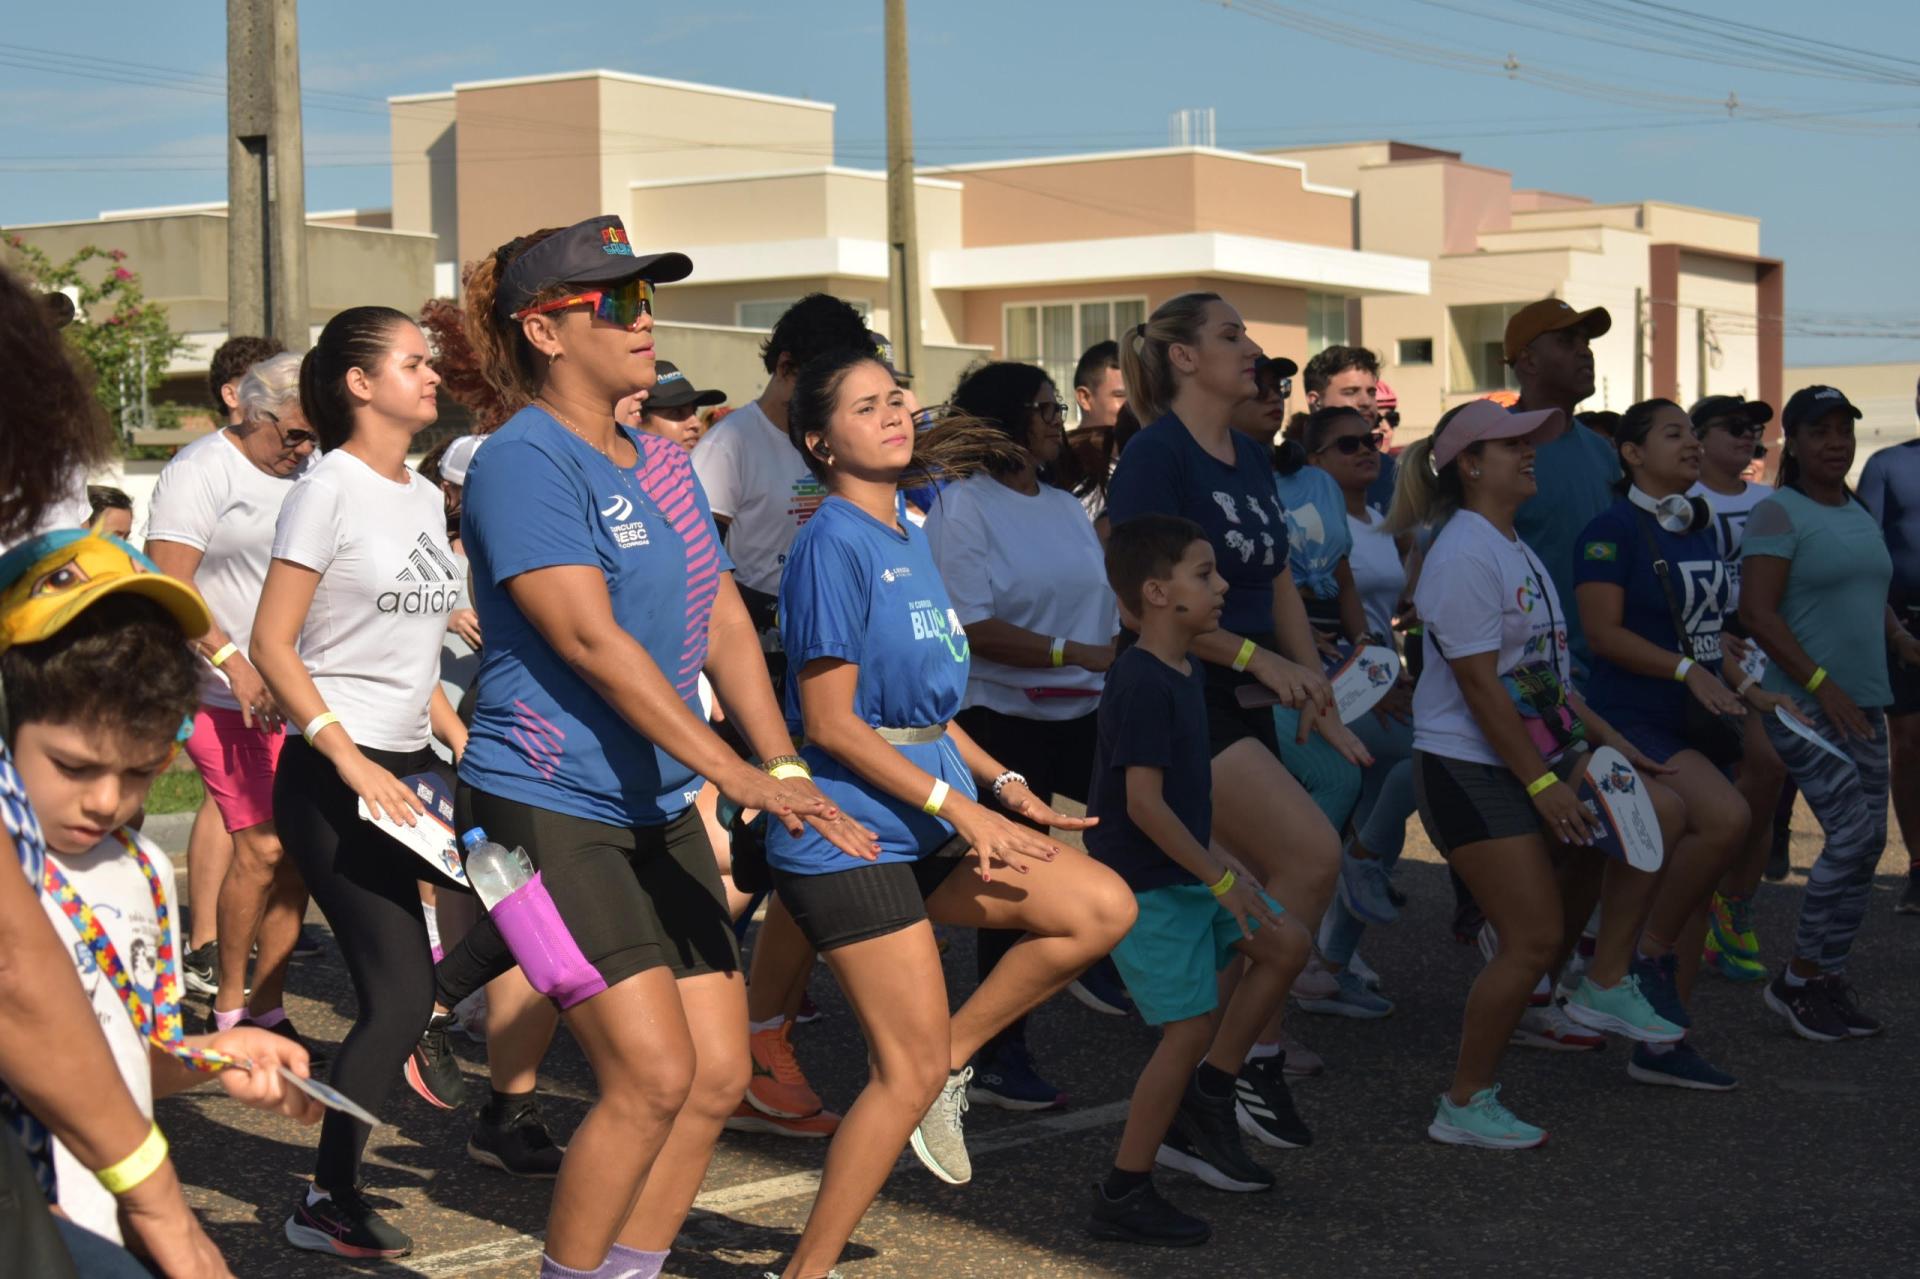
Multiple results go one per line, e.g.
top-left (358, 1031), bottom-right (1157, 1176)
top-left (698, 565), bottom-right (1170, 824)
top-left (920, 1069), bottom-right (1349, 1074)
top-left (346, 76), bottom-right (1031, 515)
top-left (0, 528), bottom-right (210, 656)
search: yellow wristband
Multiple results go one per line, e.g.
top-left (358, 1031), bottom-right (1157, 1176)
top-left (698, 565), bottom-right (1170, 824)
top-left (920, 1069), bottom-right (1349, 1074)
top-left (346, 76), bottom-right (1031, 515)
top-left (1672, 657), bottom-right (1694, 683)
top-left (1231, 639), bottom-right (1256, 673)
top-left (769, 762), bottom-right (812, 782)
top-left (1049, 637), bottom-right (1066, 668)
top-left (302, 711), bottom-right (341, 745)
top-left (96, 1123), bottom-right (168, 1196)
top-left (209, 642), bottom-right (238, 668)
top-left (923, 778), bottom-right (951, 816)
top-left (1526, 772), bottom-right (1558, 798)
top-left (1805, 667), bottom-right (1828, 693)
top-left (1208, 868), bottom-right (1237, 898)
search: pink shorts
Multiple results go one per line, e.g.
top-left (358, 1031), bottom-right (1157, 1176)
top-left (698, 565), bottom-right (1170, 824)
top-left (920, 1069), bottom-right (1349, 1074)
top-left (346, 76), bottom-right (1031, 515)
top-left (182, 705), bottom-right (286, 833)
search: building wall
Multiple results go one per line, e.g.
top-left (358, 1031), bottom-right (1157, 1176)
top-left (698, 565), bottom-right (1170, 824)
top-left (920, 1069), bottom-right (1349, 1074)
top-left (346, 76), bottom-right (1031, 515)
top-left (452, 78), bottom-right (605, 269)
top-left (661, 276), bottom-right (885, 331)
top-left (389, 93), bottom-right (458, 286)
top-left (1674, 251), bottom-right (1761, 406)
top-left (593, 75), bottom-right (835, 214)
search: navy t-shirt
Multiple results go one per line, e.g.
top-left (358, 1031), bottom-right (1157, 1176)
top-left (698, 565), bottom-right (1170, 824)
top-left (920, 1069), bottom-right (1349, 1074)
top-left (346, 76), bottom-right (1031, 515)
top-left (1858, 439), bottom-right (1920, 605)
top-left (460, 406), bottom-right (732, 826)
top-left (1106, 414), bottom-right (1288, 638)
top-left (1573, 498), bottom-right (1731, 732)
top-left (1085, 645), bottom-right (1212, 892)
top-left (768, 495), bottom-right (977, 874)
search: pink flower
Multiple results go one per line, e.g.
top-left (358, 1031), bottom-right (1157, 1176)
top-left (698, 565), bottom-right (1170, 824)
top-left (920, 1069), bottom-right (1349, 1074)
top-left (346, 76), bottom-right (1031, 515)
top-left (108, 249), bottom-right (127, 261)
top-left (112, 266), bottom-right (133, 281)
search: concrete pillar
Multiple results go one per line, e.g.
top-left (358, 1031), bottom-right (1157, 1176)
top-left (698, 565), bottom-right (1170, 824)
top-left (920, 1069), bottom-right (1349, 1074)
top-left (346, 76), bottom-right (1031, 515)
top-left (227, 0), bottom-right (309, 350)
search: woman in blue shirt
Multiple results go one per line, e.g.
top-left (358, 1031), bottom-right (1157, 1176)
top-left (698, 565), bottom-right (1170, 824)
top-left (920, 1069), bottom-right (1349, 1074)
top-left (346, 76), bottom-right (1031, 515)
top-left (1574, 398), bottom-right (1798, 1090)
top-left (767, 348), bottom-right (1137, 1279)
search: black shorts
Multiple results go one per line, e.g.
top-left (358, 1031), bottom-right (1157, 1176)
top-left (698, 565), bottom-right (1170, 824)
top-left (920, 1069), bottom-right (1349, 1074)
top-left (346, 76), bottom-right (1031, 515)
top-left (1413, 751), bottom-right (1543, 857)
top-left (773, 844), bottom-right (971, 952)
top-left (1891, 605), bottom-right (1920, 717)
top-left (457, 786), bottom-right (740, 985)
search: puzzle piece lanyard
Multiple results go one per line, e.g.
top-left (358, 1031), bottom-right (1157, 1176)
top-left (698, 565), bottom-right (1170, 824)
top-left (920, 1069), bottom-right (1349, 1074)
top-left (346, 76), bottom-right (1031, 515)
top-left (42, 831), bottom-right (242, 1073)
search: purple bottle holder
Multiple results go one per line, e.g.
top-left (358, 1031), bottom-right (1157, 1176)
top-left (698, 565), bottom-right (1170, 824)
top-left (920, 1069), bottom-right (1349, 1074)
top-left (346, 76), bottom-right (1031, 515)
top-left (486, 870), bottom-right (608, 1010)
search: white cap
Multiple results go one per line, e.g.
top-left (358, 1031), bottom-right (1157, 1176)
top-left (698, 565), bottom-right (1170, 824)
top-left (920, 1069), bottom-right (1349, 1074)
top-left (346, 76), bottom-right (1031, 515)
top-left (439, 435), bottom-right (486, 486)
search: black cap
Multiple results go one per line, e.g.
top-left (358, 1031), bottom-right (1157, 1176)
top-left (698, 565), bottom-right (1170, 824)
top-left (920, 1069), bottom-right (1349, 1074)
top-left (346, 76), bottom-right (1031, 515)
top-left (646, 360), bottom-right (727, 411)
top-left (494, 215), bottom-right (692, 323)
top-left (1255, 354), bottom-right (1299, 395)
top-left (1782, 385), bottom-right (1862, 431)
top-left (867, 330), bottom-right (908, 384)
top-left (1689, 394), bottom-right (1773, 432)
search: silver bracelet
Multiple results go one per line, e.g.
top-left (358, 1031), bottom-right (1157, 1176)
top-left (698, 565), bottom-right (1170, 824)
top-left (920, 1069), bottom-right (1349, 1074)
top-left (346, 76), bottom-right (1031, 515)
top-left (990, 770), bottom-right (1028, 802)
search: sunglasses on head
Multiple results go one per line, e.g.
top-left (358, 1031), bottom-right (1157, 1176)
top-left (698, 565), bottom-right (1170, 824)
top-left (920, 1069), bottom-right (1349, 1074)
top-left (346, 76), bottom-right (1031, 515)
top-left (1317, 432), bottom-right (1383, 456)
top-left (512, 276), bottom-right (656, 327)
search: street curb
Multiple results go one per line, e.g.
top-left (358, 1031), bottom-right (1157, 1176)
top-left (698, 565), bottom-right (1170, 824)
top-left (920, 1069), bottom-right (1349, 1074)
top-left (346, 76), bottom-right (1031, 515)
top-left (141, 811), bottom-right (195, 855)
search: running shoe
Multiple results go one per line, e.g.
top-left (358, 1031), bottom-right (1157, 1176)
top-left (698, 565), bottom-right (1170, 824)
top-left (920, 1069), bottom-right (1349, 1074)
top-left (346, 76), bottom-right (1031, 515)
top-left (1157, 1074), bottom-right (1272, 1192)
top-left (260, 1015), bottom-right (329, 1068)
top-left (1232, 1058), bottom-right (1312, 1149)
top-left (1703, 929), bottom-right (1769, 984)
top-left (1629, 952), bottom-right (1692, 1031)
top-left (1086, 1178), bottom-right (1211, 1247)
top-left (1347, 950), bottom-right (1383, 992)
top-left (182, 940), bottom-right (218, 999)
top-left (403, 1011), bottom-right (467, 1111)
top-left (1510, 1002), bottom-right (1605, 1052)
top-left (794, 992), bottom-right (824, 1024)
top-left (909, 1068), bottom-right (972, 1185)
top-left (1426, 1085), bottom-right (1545, 1150)
top-left (1897, 873), bottom-right (1920, 916)
top-left (467, 1095), bottom-right (565, 1177)
top-left (1627, 1041), bottom-right (1737, 1091)
top-left (1564, 975), bottom-right (1685, 1043)
top-left (1709, 892), bottom-right (1761, 960)
top-left (284, 1187), bottom-right (411, 1258)
top-left (291, 924), bottom-right (324, 958)
top-left (1068, 956), bottom-right (1134, 1017)
top-left (1296, 969), bottom-right (1394, 1020)
top-left (969, 1040), bottom-right (1068, 1112)
top-left (1762, 970), bottom-right (1845, 1043)
top-left (1815, 975), bottom-right (1883, 1038)
top-left (1291, 956), bottom-right (1340, 1001)
top-left (745, 1021), bottom-right (824, 1120)
top-left (1336, 846), bottom-right (1398, 925)
top-left (725, 1099), bottom-right (840, 1138)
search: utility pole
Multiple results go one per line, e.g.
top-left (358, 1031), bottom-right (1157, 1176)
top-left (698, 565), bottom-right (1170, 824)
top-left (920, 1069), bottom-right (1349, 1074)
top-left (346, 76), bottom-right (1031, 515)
top-left (884, 0), bottom-right (925, 386)
top-left (227, 0), bottom-right (310, 350)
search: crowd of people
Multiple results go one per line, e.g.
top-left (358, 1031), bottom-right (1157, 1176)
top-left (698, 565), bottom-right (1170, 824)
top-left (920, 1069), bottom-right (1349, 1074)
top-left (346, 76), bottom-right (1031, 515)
top-left (2, 210), bottom-right (1918, 1278)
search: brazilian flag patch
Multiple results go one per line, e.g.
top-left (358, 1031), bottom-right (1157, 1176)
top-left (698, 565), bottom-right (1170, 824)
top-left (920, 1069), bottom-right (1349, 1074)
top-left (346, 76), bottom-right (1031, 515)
top-left (1584, 541), bottom-right (1618, 561)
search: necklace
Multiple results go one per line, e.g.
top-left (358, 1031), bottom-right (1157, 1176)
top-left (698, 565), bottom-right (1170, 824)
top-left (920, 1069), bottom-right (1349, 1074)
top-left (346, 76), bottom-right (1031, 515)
top-left (538, 397), bottom-right (626, 465)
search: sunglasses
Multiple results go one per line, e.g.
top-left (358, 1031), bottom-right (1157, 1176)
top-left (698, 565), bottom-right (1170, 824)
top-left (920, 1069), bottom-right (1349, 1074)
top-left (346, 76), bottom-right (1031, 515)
top-left (513, 276), bottom-right (656, 327)
top-left (1695, 419), bottom-right (1763, 440)
top-left (1379, 409), bottom-right (1400, 429)
top-left (1028, 400), bottom-right (1068, 421)
top-left (1317, 432), bottom-right (1384, 456)
top-left (259, 411), bottom-right (317, 447)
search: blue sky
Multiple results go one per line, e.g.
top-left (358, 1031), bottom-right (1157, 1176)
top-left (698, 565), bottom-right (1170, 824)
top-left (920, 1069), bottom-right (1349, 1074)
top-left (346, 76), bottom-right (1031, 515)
top-left (3, 0), bottom-right (1916, 364)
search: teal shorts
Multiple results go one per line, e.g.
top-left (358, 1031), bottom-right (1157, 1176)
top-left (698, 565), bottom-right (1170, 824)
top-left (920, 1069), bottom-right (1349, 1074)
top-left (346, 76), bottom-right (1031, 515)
top-left (1109, 881), bottom-right (1284, 1026)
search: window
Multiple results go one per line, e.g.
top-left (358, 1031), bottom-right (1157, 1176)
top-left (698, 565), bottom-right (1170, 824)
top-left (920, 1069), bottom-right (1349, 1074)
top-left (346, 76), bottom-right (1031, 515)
top-left (736, 297), bottom-right (870, 329)
top-left (1004, 297), bottom-right (1146, 402)
top-left (1306, 292), bottom-right (1348, 355)
top-left (1397, 337), bottom-right (1434, 367)
top-left (1448, 303), bottom-right (1525, 393)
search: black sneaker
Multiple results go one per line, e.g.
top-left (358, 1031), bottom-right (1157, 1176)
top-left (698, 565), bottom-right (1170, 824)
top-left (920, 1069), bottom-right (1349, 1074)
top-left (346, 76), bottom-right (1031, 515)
top-left (1765, 821), bottom-right (1792, 881)
top-left (258, 1016), bottom-right (329, 1068)
top-left (1897, 873), bottom-right (1920, 916)
top-left (1763, 970), bottom-right (1846, 1043)
top-left (1232, 1058), bottom-right (1312, 1149)
top-left (284, 1186), bottom-right (411, 1258)
top-left (1630, 952), bottom-right (1692, 1031)
top-left (1816, 976), bottom-right (1883, 1038)
top-left (182, 941), bottom-right (218, 998)
top-left (1086, 1178), bottom-right (1211, 1247)
top-left (1155, 1077), bottom-right (1273, 1193)
top-left (291, 924), bottom-right (325, 957)
top-left (403, 1012), bottom-right (467, 1110)
top-left (468, 1095), bottom-right (565, 1178)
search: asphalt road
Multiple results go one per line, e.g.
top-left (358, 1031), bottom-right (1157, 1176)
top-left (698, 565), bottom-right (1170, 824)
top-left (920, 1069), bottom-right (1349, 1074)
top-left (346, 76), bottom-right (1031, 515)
top-left (162, 815), bottom-right (1920, 1278)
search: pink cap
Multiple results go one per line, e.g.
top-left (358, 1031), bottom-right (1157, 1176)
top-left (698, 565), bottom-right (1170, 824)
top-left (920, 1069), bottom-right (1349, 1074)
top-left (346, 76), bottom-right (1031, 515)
top-left (1430, 400), bottom-right (1563, 471)
top-left (1375, 380), bottom-right (1398, 410)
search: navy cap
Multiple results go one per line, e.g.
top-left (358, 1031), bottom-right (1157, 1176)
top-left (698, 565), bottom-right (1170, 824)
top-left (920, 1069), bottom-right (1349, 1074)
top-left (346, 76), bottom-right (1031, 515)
top-left (646, 360), bottom-right (727, 410)
top-left (494, 214), bottom-right (692, 323)
top-left (1782, 385), bottom-right (1862, 431)
top-left (1688, 394), bottom-right (1773, 432)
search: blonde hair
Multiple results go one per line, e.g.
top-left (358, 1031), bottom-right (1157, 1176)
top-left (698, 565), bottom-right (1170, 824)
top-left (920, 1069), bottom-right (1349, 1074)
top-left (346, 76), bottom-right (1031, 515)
top-left (1120, 291), bottom-right (1222, 425)
top-left (234, 351), bottom-right (304, 424)
top-left (1382, 403), bottom-right (1471, 537)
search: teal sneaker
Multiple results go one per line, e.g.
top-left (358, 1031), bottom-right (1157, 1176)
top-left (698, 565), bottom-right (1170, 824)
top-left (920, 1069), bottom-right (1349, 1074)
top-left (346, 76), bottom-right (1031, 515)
top-left (1427, 1085), bottom-right (1546, 1150)
top-left (1564, 975), bottom-right (1685, 1043)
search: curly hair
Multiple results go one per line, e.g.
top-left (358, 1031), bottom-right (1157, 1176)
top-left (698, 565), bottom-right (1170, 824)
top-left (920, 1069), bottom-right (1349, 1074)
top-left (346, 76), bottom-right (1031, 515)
top-left (419, 295), bottom-right (521, 431)
top-left (0, 265), bottom-right (110, 545)
top-left (207, 335), bottom-right (285, 410)
top-left (1, 595), bottom-right (199, 748)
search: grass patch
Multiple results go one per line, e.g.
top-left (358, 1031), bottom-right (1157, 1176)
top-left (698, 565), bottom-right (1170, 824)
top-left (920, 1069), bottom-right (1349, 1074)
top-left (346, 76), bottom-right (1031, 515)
top-left (145, 766), bottom-right (205, 816)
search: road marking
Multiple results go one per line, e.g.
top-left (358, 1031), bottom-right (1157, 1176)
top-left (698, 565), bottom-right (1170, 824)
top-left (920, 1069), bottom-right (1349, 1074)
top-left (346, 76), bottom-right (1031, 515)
top-left (397, 1100), bottom-right (1130, 1275)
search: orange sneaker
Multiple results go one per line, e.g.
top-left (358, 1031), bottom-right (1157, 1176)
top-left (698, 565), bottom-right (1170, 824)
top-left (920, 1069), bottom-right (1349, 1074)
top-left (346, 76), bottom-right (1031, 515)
top-left (724, 1099), bottom-right (840, 1139)
top-left (745, 1021), bottom-right (824, 1119)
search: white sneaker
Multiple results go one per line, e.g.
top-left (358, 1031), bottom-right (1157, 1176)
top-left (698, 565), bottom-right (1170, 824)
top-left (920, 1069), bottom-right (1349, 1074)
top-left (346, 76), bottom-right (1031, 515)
top-left (1292, 956), bottom-right (1340, 1001)
top-left (1348, 951), bottom-right (1382, 992)
top-left (1511, 1001), bottom-right (1605, 1052)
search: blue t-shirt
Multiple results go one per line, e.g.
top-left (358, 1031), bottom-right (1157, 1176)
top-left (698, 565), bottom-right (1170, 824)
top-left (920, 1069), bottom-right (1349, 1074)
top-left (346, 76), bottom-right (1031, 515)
top-left (1085, 645), bottom-right (1212, 892)
top-left (1106, 414), bottom-right (1288, 638)
top-left (1573, 498), bottom-right (1731, 732)
top-left (1858, 440), bottom-right (1920, 605)
top-left (768, 495), bottom-right (977, 874)
top-left (1275, 463), bottom-right (1351, 622)
top-left (459, 406), bottom-right (732, 827)
top-left (1515, 419), bottom-right (1621, 678)
top-left (1742, 488), bottom-right (1894, 708)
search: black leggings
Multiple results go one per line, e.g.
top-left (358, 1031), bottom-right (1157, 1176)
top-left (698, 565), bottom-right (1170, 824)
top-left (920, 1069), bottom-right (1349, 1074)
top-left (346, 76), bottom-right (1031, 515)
top-left (275, 736), bottom-right (454, 1192)
top-left (954, 706), bottom-right (1098, 1056)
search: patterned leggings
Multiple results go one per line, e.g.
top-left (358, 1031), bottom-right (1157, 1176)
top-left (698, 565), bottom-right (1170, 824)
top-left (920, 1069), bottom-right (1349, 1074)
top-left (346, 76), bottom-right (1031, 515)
top-left (1763, 704), bottom-right (1890, 973)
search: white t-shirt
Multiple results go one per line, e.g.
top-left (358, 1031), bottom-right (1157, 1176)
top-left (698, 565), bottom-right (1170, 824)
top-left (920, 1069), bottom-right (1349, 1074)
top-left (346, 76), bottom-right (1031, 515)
top-left (691, 401), bottom-right (827, 596)
top-left (1347, 506), bottom-right (1407, 642)
top-left (1689, 479), bottom-right (1774, 607)
top-left (146, 431), bottom-right (308, 711)
top-left (272, 450), bottom-right (460, 752)
top-left (1412, 510), bottom-right (1569, 766)
top-left (41, 829), bottom-right (178, 1245)
top-left (923, 474), bottom-right (1117, 719)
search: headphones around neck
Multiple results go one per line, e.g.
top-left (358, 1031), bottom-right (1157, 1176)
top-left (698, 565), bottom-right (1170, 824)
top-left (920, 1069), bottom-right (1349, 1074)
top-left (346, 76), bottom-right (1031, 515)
top-left (1628, 485), bottom-right (1710, 535)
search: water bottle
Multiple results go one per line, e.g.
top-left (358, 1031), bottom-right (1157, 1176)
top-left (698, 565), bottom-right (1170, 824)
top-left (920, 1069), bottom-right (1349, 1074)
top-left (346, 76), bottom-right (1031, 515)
top-left (462, 827), bottom-right (533, 911)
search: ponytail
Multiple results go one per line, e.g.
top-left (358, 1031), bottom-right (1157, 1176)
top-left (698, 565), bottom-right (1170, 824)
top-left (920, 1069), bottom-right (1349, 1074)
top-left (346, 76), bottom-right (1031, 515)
top-left (299, 306), bottom-right (413, 452)
top-left (1383, 403), bottom-right (1473, 537)
top-left (462, 228), bottom-right (566, 405)
top-left (1120, 291), bottom-right (1221, 425)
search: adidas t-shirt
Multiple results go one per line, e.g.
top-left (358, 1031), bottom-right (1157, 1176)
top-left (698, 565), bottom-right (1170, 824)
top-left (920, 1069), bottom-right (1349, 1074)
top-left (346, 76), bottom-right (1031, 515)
top-left (271, 449), bottom-right (462, 752)
top-left (691, 400), bottom-right (828, 597)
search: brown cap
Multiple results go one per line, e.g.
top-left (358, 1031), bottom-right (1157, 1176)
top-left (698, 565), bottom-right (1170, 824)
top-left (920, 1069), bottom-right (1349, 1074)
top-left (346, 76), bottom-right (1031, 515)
top-left (1503, 298), bottom-right (1611, 365)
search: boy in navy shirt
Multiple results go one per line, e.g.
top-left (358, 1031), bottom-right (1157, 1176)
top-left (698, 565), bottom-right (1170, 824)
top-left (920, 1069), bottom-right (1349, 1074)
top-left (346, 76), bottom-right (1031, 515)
top-left (1086, 516), bottom-right (1310, 1247)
